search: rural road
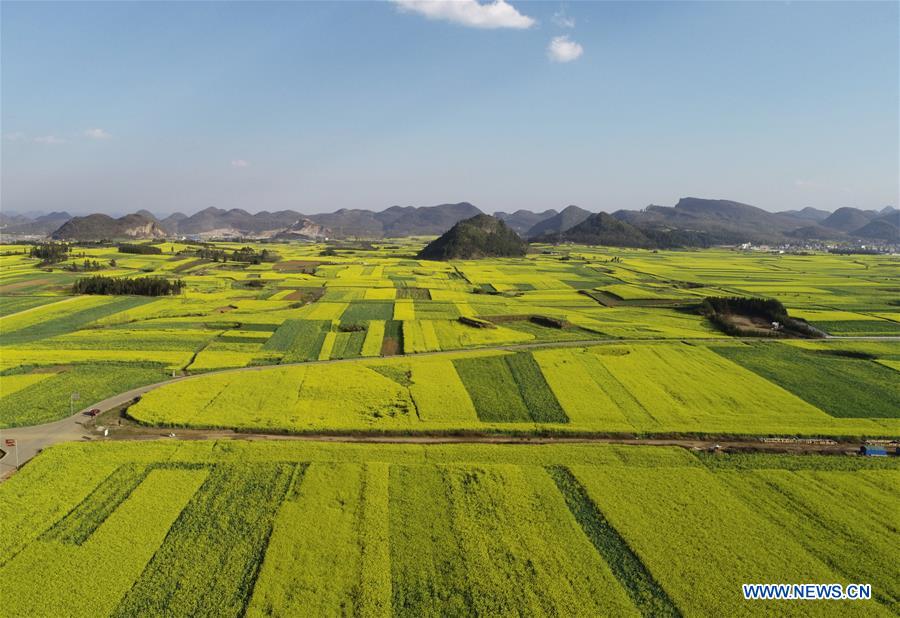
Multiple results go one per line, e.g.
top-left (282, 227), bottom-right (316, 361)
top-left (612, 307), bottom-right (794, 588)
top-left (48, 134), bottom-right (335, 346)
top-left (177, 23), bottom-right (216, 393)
top-left (1, 334), bottom-right (897, 477)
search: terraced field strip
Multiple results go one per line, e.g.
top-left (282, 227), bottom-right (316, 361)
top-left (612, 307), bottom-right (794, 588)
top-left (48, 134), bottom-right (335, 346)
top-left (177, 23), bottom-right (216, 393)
top-left (113, 463), bottom-right (297, 617)
top-left (2, 442), bottom-right (897, 615)
top-left (388, 463), bottom-right (638, 616)
top-left (263, 319), bottom-right (332, 362)
top-left (0, 466), bottom-right (209, 617)
top-left (0, 295), bottom-right (77, 319)
top-left (245, 462), bottom-right (390, 616)
top-left (547, 466), bottom-right (679, 617)
top-left (1, 296), bottom-right (152, 345)
top-left (42, 464), bottom-right (153, 545)
top-left (713, 344), bottom-right (900, 419)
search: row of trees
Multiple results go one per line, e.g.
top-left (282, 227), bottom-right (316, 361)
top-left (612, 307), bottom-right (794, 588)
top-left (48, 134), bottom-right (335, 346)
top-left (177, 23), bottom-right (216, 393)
top-left (73, 275), bottom-right (185, 296)
top-left (195, 246), bottom-right (279, 264)
top-left (701, 296), bottom-right (789, 322)
top-left (118, 243), bottom-right (162, 255)
top-left (62, 259), bottom-right (105, 272)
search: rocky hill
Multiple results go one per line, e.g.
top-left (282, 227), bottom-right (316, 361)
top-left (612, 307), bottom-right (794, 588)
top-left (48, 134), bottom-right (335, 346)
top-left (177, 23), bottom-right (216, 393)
top-left (494, 209), bottom-right (558, 235)
top-left (169, 207), bottom-right (305, 236)
top-left (776, 207), bottom-right (831, 222)
top-left (306, 209), bottom-right (383, 237)
top-left (272, 218), bottom-right (332, 241)
top-left (1, 211), bottom-right (72, 236)
top-left (526, 205), bottom-right (592, 239)
top-left (310, 202), bottom-right (483, 237)
top-left (848, 209), bottom-right (899, 240)
top-left (418, 214), bottom-right (527, 260)
top-left (159, 212), bottom-right (188, 234)
top-left (534, 212), bottom-right (657, 248)
top-left (819, 207), bottom-right (877, 232)
top-left (51, 213), bottom-right (165, 240)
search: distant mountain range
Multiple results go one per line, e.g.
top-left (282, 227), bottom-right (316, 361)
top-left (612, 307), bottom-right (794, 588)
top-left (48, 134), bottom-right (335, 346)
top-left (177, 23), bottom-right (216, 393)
top-left (309, 202), bottom-right (482, 237)
top-left (0, 211), bottom-right (72, 236)
top-left (606, 198), bottom-right (897, 247)
top-left (1, 198), bottom-right (896, 246)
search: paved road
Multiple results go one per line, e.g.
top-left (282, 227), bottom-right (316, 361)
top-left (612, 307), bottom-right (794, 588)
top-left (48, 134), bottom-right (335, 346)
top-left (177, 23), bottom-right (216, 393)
top-left (0, 376), bottom-right (194, 476)
top-left (2, 334), bottom-right (897, 476)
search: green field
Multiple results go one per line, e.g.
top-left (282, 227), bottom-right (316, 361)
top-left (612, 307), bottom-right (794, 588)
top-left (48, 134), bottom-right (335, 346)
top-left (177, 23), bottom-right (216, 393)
top-left (0, 363), bottom-right (170, 427)
top-left (1, 241), bottom-right (897, 436)
top-left (125, 341), bottom-right (899, 437)
top-left (1, 441), bottom-right (896, 617)
top-left (1, 241), bottom-right (898, 616)
top-left (713, 344), bottom-right (900, 419)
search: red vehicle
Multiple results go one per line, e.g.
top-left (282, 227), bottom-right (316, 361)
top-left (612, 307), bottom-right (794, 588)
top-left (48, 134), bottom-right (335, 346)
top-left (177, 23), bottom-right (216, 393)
top-left (84, 408), bottom-right (101, 417)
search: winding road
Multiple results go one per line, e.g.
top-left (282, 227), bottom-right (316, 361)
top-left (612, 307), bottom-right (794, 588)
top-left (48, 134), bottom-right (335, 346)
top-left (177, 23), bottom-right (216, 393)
top-left (2, 334), bottom-right (897, 477)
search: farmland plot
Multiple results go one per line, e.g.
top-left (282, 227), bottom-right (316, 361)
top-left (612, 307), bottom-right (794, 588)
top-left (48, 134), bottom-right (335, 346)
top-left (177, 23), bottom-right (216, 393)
top-left (452, 353), bottom-right (567, 423)
top-left (0, 242), bottom-right (897, 441)
top-left (0, 295), bottom-right (60, 317)
top-left (713, 343), bottom-right (900, 419)
top-left (1, 441), bottom-right (896, 617)
top-left (0, 363), bottom-right (169, 427)
top-left (124, 340), bottom-right (899, 437)
top-left (263, 319), bottom-right (331, 362)
top-left (129, 364), bottom-right (417, 431)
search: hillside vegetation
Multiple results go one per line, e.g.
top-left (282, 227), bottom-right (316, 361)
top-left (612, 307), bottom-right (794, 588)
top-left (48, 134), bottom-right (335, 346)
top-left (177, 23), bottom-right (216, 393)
top-left (418, 214), bottom-right (528, 260)
top-left (52, 214), bottom-right (165, 241)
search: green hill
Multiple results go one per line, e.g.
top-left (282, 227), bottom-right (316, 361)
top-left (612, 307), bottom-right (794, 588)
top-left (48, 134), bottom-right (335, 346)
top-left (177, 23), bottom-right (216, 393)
top-left (418, 214), bottom-right (527, 260)
top-left (51, 213), bottom-right (165, 241)
top-left (535, 212), bottom-right (655, 248)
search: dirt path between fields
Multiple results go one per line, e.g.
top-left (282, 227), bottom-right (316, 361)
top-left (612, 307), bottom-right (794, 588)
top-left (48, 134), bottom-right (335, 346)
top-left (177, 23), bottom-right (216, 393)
top-left (1, 334), bottom-right (897, 478)
top-left (0, 419), bottom-right (878, 481)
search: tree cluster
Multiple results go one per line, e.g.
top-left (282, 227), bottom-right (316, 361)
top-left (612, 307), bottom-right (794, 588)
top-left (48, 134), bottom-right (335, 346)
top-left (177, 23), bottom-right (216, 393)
top-left (195, 246), bottom-right (279, 264)
top-left (29, 243), bottom-right (70, 263)
top-left (118, 243), bottom-right (163, 255)
top-left (701, 296), bottom-right (789, 322)
top-left (63, 259), bottom-right (104, 272)
top-left (73, 275), bottom-right (185, 296)
top-left (700, 296), bottom-right (822, 338)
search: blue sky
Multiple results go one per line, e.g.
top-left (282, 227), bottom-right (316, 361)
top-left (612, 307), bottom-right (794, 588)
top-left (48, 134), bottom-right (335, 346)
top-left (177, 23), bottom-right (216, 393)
top-left (2, 1), bottom-right (897, 215)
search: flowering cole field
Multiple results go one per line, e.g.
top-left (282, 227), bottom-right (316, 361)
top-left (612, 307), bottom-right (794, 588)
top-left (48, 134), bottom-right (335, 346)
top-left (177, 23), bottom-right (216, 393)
top-left (1, 363), bottom-right (171, 427)
top-left (712, 343), bottom-right (900, 419)
top-left (1, 241), bottom-right (898, 428)
top-left (127, 341), bottom-right (900, 437)
top-left (1, 441), bottom-right (896, 617)
top-left (0, 294), bottom-right (61, 317)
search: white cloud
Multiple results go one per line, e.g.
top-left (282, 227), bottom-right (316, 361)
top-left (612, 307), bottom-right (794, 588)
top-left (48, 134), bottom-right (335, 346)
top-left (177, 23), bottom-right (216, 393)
top-left (547, 35), bottom-right (583, 62)
top-left (33, 135), bottom-right (67, 145)
top-left (231, 159), bottom-right (250, 168)
top-left (552, 9), bottom-right (575, 28)
top-left (84, 128), bottom-right (112, 140)
top-left (393, 0), bottom-right (535, 29)
top-left (4, 132), bottom-right (26, 142)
